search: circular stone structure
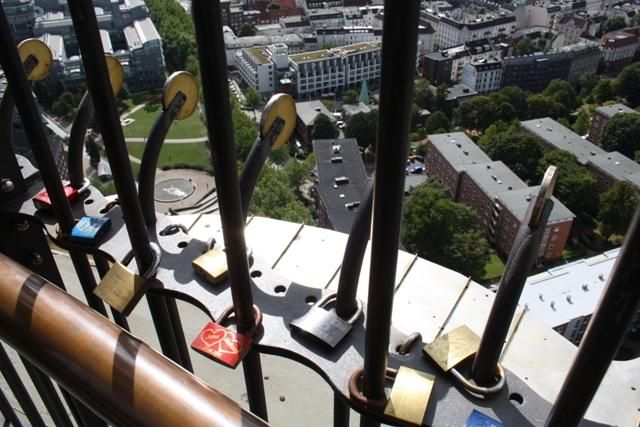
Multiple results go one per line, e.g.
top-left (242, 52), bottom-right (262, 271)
top-left (154, 178), bottom-right (196, 203)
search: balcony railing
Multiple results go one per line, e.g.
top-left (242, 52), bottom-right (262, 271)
top-left (1, 1), bottom-right (640, 426)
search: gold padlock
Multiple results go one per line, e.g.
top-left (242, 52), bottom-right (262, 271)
top-left (192, 247), bottom-right (228, 285)
top-left (423, 325), bottom-right (480, 372)
top-left (93, 243), bottom-right (161, 316)
top-left (383, 366), bottom-right (435, 425)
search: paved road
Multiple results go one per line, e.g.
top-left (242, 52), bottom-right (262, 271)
top-left (125, 136), bottom-right (208, 144)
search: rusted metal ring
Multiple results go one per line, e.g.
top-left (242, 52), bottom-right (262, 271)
top-left (397, 332), bottom-right (422, 355)
top-left (451, 363), bottom-right (505, 396)
top-left (348, 367), bottom-right (398, 411)
top-left (216, 304), bottom-right (263, 338)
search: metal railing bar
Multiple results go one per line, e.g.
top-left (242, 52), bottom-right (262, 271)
top-left (0, 253), bottom-right (269, 427)
top-left (0, 386), bottom-right (23, 427)
top-left (361, 0), bottom-right (421, 405)
top-left (0, 344), bottom-right (46, 427)
top-left (545, 203), bottom-right (640, 426)
top-left (20, 360), bottom-right (73, 427)
top-left (67, 92), bottom-right (94, 189)
top-left (191, 0), bottom-right (268, 419)
top-left (66, 0), bottom-right (191, 370)
top-left (333, 395), bottom-right (350, 427)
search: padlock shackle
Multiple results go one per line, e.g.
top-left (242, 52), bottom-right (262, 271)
top-left (317, 293), bottom-right (363, 325)
top-left (216, 304), bottom-right (263, 339)
top-left (68, 91), bottom-right (95, 189)
top-left (121, 242), bottom-right (162, 280)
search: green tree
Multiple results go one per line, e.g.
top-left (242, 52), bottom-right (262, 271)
top-left (573, 109), bottom-right (591, 136)
top-left (514, 37), bottom-right (535, 56)
top-left (250, 165), bottom-right (313, 224)
top-left (424, 111), bottom-right (450, 133)
top-left (238, 23), bottom-right (256, 37)
top-left (480, 130), bottom-right (543, 182)
top-left (538, 150), bottom-right (598, 220)
top-left (454, 96), bottom-right (496, 130)
top-left (343, 89), bottom-right (358, 104)
top-left (600, 112), bottom-right (640, 158)
top-left (598, 181), bottom-right (640, 237)
top-left (543, 79), bottom-right (578, 111)
top-left (527, 94), bottom-right (567, 119)
top-left (146, 0), bottom-right (196, 71)
top-left (244, 87), bottom-right (262, 109)
top-left (232, 100), bottom-right (259, 161)
top-left (434, 84), bottom-right (450, 115)
top-left (577, 73), bottom-right (599, 103)
top-left (266, 2), bottom-right (280, 9)
top-left (312, 113), bottom-right (339, 140)
top-left (344, 111), bottom-right (378, 150)
top-left (496, 102), bottom-right (517, 123)
top-left (593, 80), bottom-right (615, 104)
top-left (51, 91), bottom-right (76, 118)
top-left (401, 181), bottom-right (490, 278)
top-left (491, 86), bottom-right (529, 120)
top-left (602, 16), bottom-right (627, 33)
top-left (616, 63), bottom-right (640, 107)
top-left (85, 135), bottom-right (101, 166)
top-left (414, 79), bottom-right (433, 109)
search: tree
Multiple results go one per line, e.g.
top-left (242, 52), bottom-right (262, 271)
top-left (414, 79), bottom-right (433, 109)
top-left (593, 80), bottom-right (615, 104)
top-left (238, 23), bottom-right (256, 37)
top-left (344, 111), bottom-right (378, 150)
top-left (602, 16), bottom-right (627, 34)
top-left (514, 37), bottom-right (535, 56)
top-left (85, 135), bottom-right (101, 166)
top-left (616, 63), bottom-right (640, 107)
top-left (250, 165), bottom-right (313, 224)
top-left (598, 181), bottom-right (639, 237)
top-left (573, 109), bottom-right (591, 136)
top-left (480, 130), bottom-right (543, 182)
top-left (51, 91), bottom-right (76, 118)
top-left (600, 112), bottom-right (640, 158)
top-left (244, 87), bottom-right (262, 109)
top-left (543, 79), bottom-right (578, 111)
top-left (232, 100), bottom-right (258, 162)
top-left (577, 73), bottom-right (599, 103)
top-left (527, 94), bottom-right (567, 120)
top-left (538, 150), bottom-right (598, 221)
top-left (146, 0), bottom-right (197, 71)
top-left (496, 102), bottom-right (517, 123)
top-left (401, 181), bottom-right (490, 278)
top-left (491, 86), bottom-right (529, 119)
top-left (454, 96), bottom-right (496, 131)
top-left (343, 89), bottom-right (358, 104)
top-left (424, 111), bottom-right (450, 133)
top-left (434, 84), bottom-right (450, 115)
top-left (266, 2), bottom-right (280, 9)
top-left (312, 113), bottom-right (339, 140)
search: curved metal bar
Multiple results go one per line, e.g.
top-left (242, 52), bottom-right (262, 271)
top-left (139, 92), bottom-right (186, 226)
top-left (0, 345), bottom-right (46, 427)
top-left (0, 90), bottom-right (27, 204)
top-left (0, 253), bottom-right (269, 427)
top-left (68, 91), bottom-right (94, 189)
top-left (335, 183), bottom-right (373, 318)
top-left (362, 0), bottom-right (421, 405)
top-left (239, 118), bottom-right (284, 221)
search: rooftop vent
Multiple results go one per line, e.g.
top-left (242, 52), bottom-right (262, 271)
top-left (334, 176), bottom-right (349, 185)
top-left (566, 295), bottom-right (573, 304)
top-left (345, 201), bottom-right (360, 210)
top-left (550, 301), bottom-right (556, 311)
top-left (463, 150), bottom-right (469, 155)
top-left (339, 194), bottom-right (345, 198)
top-left (582, 284), bottom-right (589, 291)
top-left (331, 156), bottom-right (343, 163)
top-left (332, 144), bottom-right (341, 153)
top-left (590, 151), bottom-right (596, 155)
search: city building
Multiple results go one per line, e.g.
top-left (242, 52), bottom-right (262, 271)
top-left (236, 47), bottom-right (277, 94)
top-left (288, 41), bottom-right (381, 99)
top-left (426, 132), bottom-right (574, 261)
top-left (295, 100), bottom-right (336, 146)
top-left (600, 30), bottom-right (639, 75)
top-left (553, 15), bottom-right (588, 46)
top-left (313, 138), bottom-right (369, 233)
top-left (2, 0), bottom-right (35, 41)
top-left (9, 0), bottom-right (166, 93)
top-left (588, 103), bottom-right (638, 145)
top-left (429, 83), bottom-right (477, 108)
top-left (224, 26), bottom-right (304, 67)
top-left (460, 56), bottom-right (502, 94)
top-left (521, 117), bottom-right (640, 192)
top-left (519, 248), bottom-right (621, 345)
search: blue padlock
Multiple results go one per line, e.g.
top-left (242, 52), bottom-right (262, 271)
top-left (464, 410), bottom-right (506, 427)
top-left (70, 216), bottom-right (112, 245)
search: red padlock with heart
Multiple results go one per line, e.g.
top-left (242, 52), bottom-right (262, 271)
top-left (191, 305), bottom-right (262, 368)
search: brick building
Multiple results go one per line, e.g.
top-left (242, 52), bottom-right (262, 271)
top-left (426, 133), bottom-right (574, 261)
top-left (587, 103), bottom-right (637, 145)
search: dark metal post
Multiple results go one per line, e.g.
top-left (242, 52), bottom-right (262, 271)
top-left (546, 204), bottom-right (640, 426)
top-left (191, 0), bottom-right (268, 419)
top-left (21, 360), bottom-right (73, 427)
top-left (0, 387), bottom-right (23, 427)
top-left (0, 92), bottom-right (27, 204)
top-left (472, 200), bottom-right (554, 384)
top-left (335, 184), bottom-right (373, 318)
top-left (361, 0), bottom-right (420, 407)
top-left (0, 345), bottom-right (46, 427)
top-left (66, 0), bottom-right (191, 370)
top-left (333, 395), bottom-right (350, 427)
top-left (67, 92), bottom-right (94, 188)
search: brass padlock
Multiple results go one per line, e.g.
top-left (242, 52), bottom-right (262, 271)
top-left (93, 243), bottom-right (161, 316)
top-left (383, 366), bottom-right (435, 425)
top-left (290, 293), bottom-right (362, 348)
top-left (192, 247), bottom-right (228, 285)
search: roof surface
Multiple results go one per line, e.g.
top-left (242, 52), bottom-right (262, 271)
top-left (296, 100), bottom-right (335, 126)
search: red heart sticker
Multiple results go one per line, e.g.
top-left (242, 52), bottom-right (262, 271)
top-left (191, 322), bottom-right (253, 368)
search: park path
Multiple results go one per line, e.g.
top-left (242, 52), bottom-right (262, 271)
top-left (124, 136), bottom-right (208, 144)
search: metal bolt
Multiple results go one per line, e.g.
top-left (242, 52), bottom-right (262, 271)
top-left (14, 220), bottom-right (30, 232)
top-left (29, 253), bottom-right (43, 266)
top-left (1, 179), bottom-right (14, 193)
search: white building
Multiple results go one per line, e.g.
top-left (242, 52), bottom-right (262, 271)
top-left (289, 41), bottom-right (381, 99)
top-left (236, 44), bottom-right (291, 95)
top-left (460, 57), bottom-right (502, 94)
top-left (224, 26), bottom-right (304, 67)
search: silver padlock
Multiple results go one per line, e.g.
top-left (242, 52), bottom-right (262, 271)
top-left (290, 292), bottom-right (363, 348)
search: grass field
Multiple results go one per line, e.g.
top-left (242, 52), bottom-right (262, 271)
top-left (483, 253), bottom-right (505, 281)
top-left (126, 141), bottom-right (212, 172)
top-left (122, 103), bottom-right (206, 139)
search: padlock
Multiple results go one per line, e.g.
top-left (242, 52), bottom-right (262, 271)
top-left (93, 243), bottom-right (161, 316)
top-left (464, 409), bottom-right (506, 427)
top-left (290, 292), bottom-right (363, 348)
top-left (70, 216), bottom-right (111, 245)
top-left (192, 247), bottom-right (228, 285)
top-left (191, 305), bottom-right (261, 368)
top-left (33, 184), bottom-right (78, 210)
top-left (383, 366), bottom-right (435, 425)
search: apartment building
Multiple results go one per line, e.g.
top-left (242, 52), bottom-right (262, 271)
top-left (426, 132), bottom-right (574, 261)
top-left (588, 103), bottom-right (637, 145)
top-left (236, 47), bottom-right (276, 94)
top-left (3, 0), bottom-right (35, 41)
top-left (600, 31), bottom-right (639, 75)
top-left (289, 41), bottom-right (381, 98)
top-left (460, 57), bottom-right (502, 94)
top-left (521, 117), bottom-right (640, 192)
top-left (224, 26), bottom-right (304, 67)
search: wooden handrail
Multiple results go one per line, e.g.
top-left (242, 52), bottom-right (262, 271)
top-left (0, 253), bottom-right (269, 427)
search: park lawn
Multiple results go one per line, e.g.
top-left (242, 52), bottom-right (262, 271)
top-left (126, 141), bottom-right (212, 171)
top-left (122, 103), bottom-right (206, 139)
top-left (483, 253), bottom-right (505, 281)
